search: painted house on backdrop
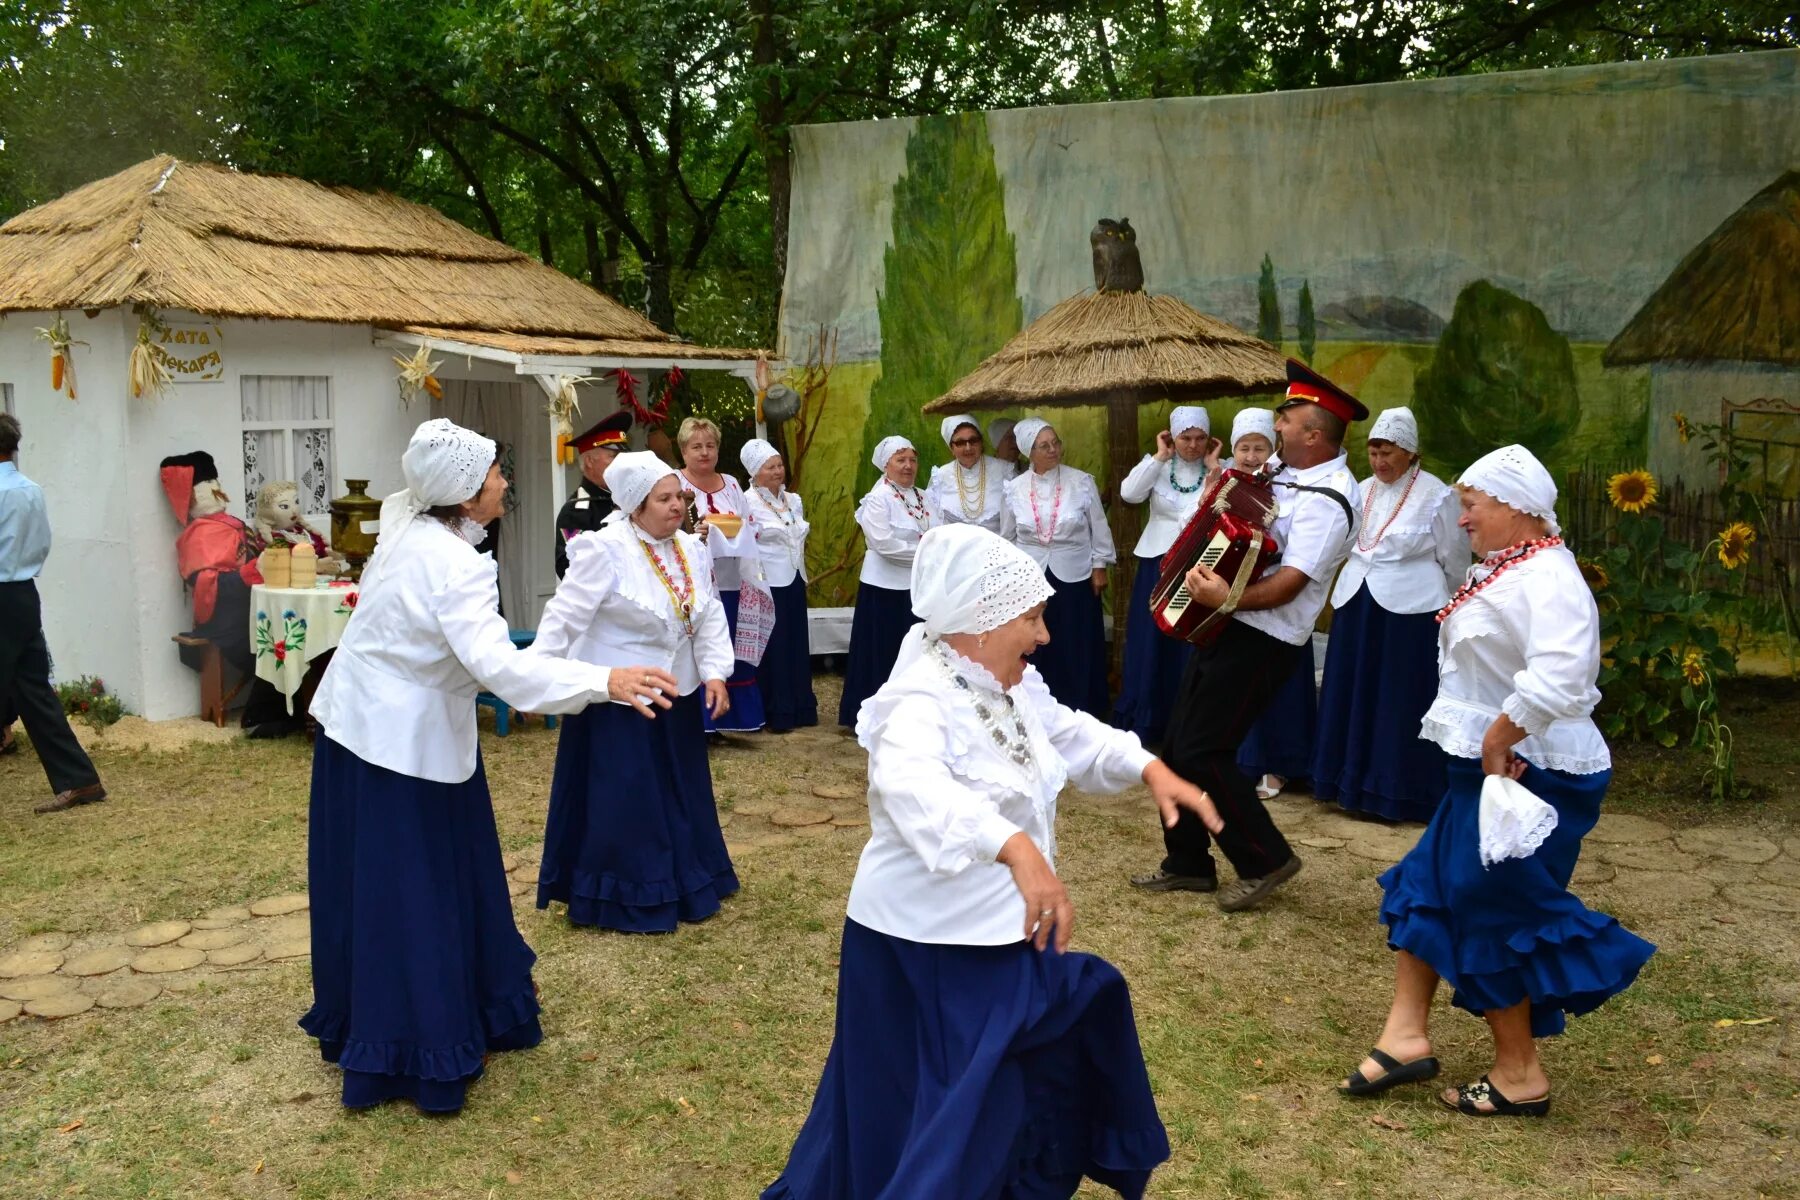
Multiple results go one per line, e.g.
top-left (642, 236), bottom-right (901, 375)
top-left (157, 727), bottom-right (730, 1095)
top-left (0, 156), bottom-right (760, 720)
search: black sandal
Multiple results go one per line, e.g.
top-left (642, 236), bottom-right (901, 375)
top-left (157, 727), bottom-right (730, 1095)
top-left (1338, 1047), bottom-right (1441, 1097)
top-left (1439, 1075), bottom-right (1551, 1118)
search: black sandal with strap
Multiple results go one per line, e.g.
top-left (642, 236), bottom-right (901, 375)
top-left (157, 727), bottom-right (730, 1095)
top-left (1440, 1074), bottom-right (1551, 1118)
top-left (1338, 1047), bottom-right (1441, 1097)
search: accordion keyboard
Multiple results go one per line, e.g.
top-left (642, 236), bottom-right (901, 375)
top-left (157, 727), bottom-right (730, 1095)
top-left (1159, 532), bottom-right (1233, 618)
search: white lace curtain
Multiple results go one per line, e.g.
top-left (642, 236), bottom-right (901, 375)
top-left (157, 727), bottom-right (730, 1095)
top-left (241, 376), bottom-right (333, 519)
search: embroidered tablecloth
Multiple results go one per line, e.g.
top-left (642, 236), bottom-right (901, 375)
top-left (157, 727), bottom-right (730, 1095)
top-left (249, 583), bottom-right (359, 714)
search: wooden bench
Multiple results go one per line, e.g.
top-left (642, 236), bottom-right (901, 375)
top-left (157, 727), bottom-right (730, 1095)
top-left (171, 634), bottom-right (248, 727)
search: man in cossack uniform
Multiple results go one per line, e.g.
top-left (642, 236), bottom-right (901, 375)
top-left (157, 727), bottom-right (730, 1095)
top-left (553, 411), bottom-right (632, 578)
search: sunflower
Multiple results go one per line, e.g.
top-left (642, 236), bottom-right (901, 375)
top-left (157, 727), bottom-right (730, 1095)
top-left (1717, 521), bottom-right (1757, 570)
top-left (1681, 649), bottom-right (1707, 688)
top-left (1672, 412), bottom-right (1692, 444)
top-left (1607, 469), bottom-right (1658, 514)
top-left (1577, 558), bottom-right (1610, 592)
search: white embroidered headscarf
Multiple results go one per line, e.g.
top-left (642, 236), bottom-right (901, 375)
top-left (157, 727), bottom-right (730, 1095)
top-left (739, 438), bottom-right (781, 479)
top-left (605, 450), bottom-right (679, 516)
top-left (1368, 407), bottom-right (1420, 453)
top-left (1230, 408), bottom-right (1276, 451)
top-left (987, 417), bottom-right (1017, 449)
top-left (871, 435), bottom-right (914, 474)
top-left (939, 414), bottom-right (981, 447)
top-left (1170, 406), bottom-right (1210, 437)
top-left (889, 524), bottom-right (1055, 682)
top-left (1459, 444), bottom-right (1560, 536)
top-left (1012, 417), bottom-right (1052, 458)
top-left (362, 418), bottom-right (495, 591)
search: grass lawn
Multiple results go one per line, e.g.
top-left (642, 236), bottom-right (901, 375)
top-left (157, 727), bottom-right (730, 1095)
top-left (1, 674), bottom-right (1797, 1199)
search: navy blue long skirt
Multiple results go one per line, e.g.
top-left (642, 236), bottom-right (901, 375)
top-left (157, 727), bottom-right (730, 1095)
top-left (300, 735), bottom-right (541, 1113)
top-left (759, 577), bottom-right (819, 732)
top-left (1380, 759), bottom-right (1656, 1038)
top-left (538, 691), bottom-right (739, 933)
top-left (1038, 571), bottom-right (1109, 718)
top-left (837, 582), bottom-right (914, 727)
top-left (1311, 590), bottom-right (1448, 822)
top-left (1237, 638), bottom-right (1316, 783)
top-left (707, 588), bottom-right (766, 733)
top-left (763, 919), bottom-right (1171, 1200)
top-left (1111, 554), bottom-right (1192, 745)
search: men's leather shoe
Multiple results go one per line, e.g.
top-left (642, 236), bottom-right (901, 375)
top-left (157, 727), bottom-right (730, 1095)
top-left (1128, 868), bottom-right (1219, 893)
top-left (34, 784), bottom-right (107, 814)
top-left (1216, 855), bottom-right (1304, 912)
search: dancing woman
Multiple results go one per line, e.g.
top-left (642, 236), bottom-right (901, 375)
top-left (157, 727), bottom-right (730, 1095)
top-left (837, 435), bottom-right (937, 726)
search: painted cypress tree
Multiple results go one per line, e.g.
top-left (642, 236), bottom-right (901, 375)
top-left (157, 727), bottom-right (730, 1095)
top-left (862, 112), bottom-right (1023, 494)
top-left (1256, 253), bottom-right (1282, 345)
top-left (1297, 280), bottom-right (1317, 364)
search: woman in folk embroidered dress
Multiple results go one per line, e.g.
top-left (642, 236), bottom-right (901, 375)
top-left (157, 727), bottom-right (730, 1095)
top-left (303, 420), bottom-right (678, 1112)
top-left (837, 435), bottom-right (938, 726)
top-left (1003, 417), bottom-right (1115, 717)
top-left (1112, 405), bottom-right (1216, 744)
top-left (742, 438), bottom-right (818, 731)
top-left (764, 523), bottom-right (1224, 1200)
top-left (677, 416), bottom-right (765, 733)
top-left (1312, 407), bottom-right (1469, 822)
top-left (1339, 445), bottom-right (1654, 1117)
top-left (535, 452), bottom-right (739, 933)
top-left (926, 413), bottom-right (1011, 535)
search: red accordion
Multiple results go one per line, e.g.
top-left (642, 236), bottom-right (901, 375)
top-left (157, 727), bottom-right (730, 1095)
top-left (1149, 468), bottom-right (1280, 647)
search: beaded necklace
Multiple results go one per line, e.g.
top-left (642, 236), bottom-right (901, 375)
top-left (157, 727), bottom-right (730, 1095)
top-left (953, 458), bottom-right (989, 520)
top-left (888, 482), bottom-right (931, 528)
top-left (757, 486), bottom-right (796, 526)
top-left (1167, 456), bottom-right (1204, 495)
top-left (1028, 468), bottom-right (1063, 546)
top-left (639, 534), bottom-right (698, 635)
top-left (1357, 464), bottom-right (1422, 552)
top-left (929, 640), bottom-right (1035, 772)
top-left (1436, 536), bottom-right (1562, 624)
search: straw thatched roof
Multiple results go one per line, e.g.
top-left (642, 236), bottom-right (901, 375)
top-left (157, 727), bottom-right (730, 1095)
top-left (0, 156), bottom-right (758, 359)
top-left (1606, 170), bottom-right (1800, 368)
top-left (924, 289), bottom-right (1286, 412)
top-left (396, 326), bottom-right (758, 362)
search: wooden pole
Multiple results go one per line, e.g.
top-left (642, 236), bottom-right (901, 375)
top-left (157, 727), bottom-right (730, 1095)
top-left (1106, 390), bottom-right (1143, 682)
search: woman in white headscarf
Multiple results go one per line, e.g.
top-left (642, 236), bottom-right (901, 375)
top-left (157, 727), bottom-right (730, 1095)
top-left (534, 452), bottom-right (738, 933)
top-left (926, 413), bottom-right (1011, 534)
top-left (1340, 445), bottom-right (1653, 1117)
top-left (676, 415), bottom-right (766, 733)
top-left (1311, 407), bottom-right (1469, 821)
top-left (1002, 416), bottom-right (1116, 716)
top-left (987, 416), bottom-right (1025, 476)
top-left (837, 435), bottom-right (939, 726)
top-left (763, 524), bottom-right (1222, 1200)
top-left (303, 420), bottom-right (679, 1113)
top-left (741, 438), bottom-right (818, 730)
top-left (1112, 405), bottom-right (1216, 743)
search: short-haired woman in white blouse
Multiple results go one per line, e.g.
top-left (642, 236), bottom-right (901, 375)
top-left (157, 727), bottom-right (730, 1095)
top-left (534, 452), bottom-right (739, 933)
top-left (304, 420), bottom-right (677, 1112)
top-left (837, 435), bottom-right (938, 726)
top-left (1340, 445), bottom-right (1653, 1117)
top-left (741, 438), bottom-right (817, 731)
top-left (1112, 404), bottom-right (1215, 743)
top-left (1312, 407), bottom-right (1468, 821)
top-left (926, 413), bottom-right (1010, 535)
top-left (763, 524), bottom-right (1222, 1199)
top-left (1003, 416), bottom-right (1115, 716)
top-left (677, 416), bottom-right (765, 733)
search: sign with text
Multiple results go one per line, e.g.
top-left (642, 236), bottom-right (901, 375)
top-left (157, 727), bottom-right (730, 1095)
top-left (152, 321), bottom-right (225, 382)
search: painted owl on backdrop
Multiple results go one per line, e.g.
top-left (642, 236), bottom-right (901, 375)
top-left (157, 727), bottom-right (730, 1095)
top-left (1090, 218), bottom-right (1144, 293)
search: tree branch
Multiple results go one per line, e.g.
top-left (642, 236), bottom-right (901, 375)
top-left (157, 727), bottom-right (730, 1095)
top-left (428, 125), bottom-right (505, 243)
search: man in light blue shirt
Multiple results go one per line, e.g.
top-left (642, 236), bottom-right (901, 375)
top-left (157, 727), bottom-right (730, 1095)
top-left (0, 413), bottom-right (107, 813)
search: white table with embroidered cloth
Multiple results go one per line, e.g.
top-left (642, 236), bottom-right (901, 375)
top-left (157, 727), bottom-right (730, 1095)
top-left (250, 581), bottom-right (359, 714)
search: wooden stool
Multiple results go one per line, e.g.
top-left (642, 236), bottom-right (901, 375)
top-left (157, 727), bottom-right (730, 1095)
top-left (172, 634), bottom-right (247, 727)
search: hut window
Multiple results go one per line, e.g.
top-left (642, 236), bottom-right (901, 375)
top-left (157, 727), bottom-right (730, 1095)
top-left (241, 375), bottom-right (335, 517)
top-left (1727, 405), bottom-right (1800, 500)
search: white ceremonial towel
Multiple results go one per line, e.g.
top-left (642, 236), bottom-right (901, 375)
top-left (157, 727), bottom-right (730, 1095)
top-left (1479, 774), bottom-right (1558, 869)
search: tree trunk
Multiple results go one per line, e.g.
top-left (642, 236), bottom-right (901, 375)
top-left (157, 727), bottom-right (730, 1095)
top-left (1107, 390), bottom-right (1143, 681)
top-left (644, 260), bottom-right (676, 333)
top-left (748, 0), bottom-right (792, 285)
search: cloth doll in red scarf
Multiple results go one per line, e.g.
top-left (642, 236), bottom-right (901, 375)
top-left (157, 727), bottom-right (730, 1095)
top-left (159, 452), bottom-right (258, 661)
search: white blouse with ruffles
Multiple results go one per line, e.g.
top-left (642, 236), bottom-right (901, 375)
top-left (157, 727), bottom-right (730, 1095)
top-left (926, 456), bottom-right (1012, 536)
top-left (679, 470), bottom-right (756, 592)
top-left (855, 482), bottom-right (939, 590)
top-left (1117, 453), bottom-right (1208, 559)
top-left (848, 642), bottom-right (1155, 946)
top-left (1003, 465), bottom-right (1117, 583)
top-left (744, 486), bottom-right (810, 589)
top-left (1420, 545), bottom-right (1611, 774)
top-left (1330, 467), bottom-right (1471, 614)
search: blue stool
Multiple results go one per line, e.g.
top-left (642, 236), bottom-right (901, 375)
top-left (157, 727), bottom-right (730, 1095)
top-left (476, 629), bottom-right (560, 737)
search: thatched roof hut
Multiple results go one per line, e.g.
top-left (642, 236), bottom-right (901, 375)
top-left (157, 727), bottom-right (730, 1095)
top-left (1606, 170), bottom-right (1800, 368)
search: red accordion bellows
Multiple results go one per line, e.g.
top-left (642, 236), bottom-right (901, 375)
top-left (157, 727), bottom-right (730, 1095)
top-left (1149, 468), bottom-right (1279, 647)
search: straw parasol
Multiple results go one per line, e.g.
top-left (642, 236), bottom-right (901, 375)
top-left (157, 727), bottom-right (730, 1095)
top-left (925, 218), bottom-right (1288, 665)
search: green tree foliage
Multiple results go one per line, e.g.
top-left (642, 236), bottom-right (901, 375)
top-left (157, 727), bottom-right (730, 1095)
top-left (1297, 279), bottom-right (1316, 363)
top-left (1414, 280), bottom-right (1581, 473)
top-left (1256, 253), bottom-right (1281, 344)
top-left (860, 112), bottom-right (1022, 495)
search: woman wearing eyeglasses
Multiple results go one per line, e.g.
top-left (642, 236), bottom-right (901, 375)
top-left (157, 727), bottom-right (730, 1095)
top-left (926, 414), bottom-right (1011, 536)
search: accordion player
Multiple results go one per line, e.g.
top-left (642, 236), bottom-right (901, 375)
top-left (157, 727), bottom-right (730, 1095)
top-left (1149, 467), bottom-right (1279, 646)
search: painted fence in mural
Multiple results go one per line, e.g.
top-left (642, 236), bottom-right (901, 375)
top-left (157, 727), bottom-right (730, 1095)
top-left (776, 51), bottom-right (1800, 604)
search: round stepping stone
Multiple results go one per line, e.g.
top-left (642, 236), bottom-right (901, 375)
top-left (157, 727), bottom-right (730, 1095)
top-left (792, 822), bottom-right (835, 839)
top-left (1602, 871), bottom-right (1717, 910)
top-left (1696, 860), bottom-right (1758, 885)
top-left (1296, 835), bottom-right (1347, 850)
top-left (124, 921), bottom-right (191, 948)
top-left (1311, 813), bottom-right (1382, 841)
top-left (0, 975), bottom-right (77, 1002)
top-left (63, 946), bottom-right (138, 976)
top-left (1345, 833), bottom-right (1417, 863)
top-left (1784, 838), bottom-right (1800, 861)
top-left (811, 784), bottom-right (859, 802)
top-left (189, 919), bottom-right (240, 931)
top-left (265, 940), bottom-right (311, 962)
top-left (1757, 858), bottom-right (1800, 888)
top-left (771, 807), bottom-right (832, 827)
top-left (1599, 844), bottom-right (1696, 873)
top-left (1571, 860), bottom-right (1616, 885)
top-left (0, 1000), bottom-right (19, 1023)
top-left (261, 915), bottom-right (310, 943)
top-left (249, 894), bottom-right (309, 917)
top-left (131, 946), bottom-right (205, 974)
top-left (1672, 828), bottom-right (1780, 864)
top-left (716, 812), bottom-right (734, 829)
top-left (731, 798), bottom-right (777, 817)
top-left (830, 816), bottom-right (869, 828)
top-left (179, 927), bottom-right (247, 952)
top-left (1587, 814), bottom-right (1672, 845)
top-left (1724, 883), bottom-right (1800, 914)
top-left (24, 992), bottom-right (94, 1019)
top-left (202, 904), bottom-right (252, 924)
top-left (500, 852), bottom-right (522, 872)
top-left (0, 950), bottom-right (64, 978)
top-left (512, 865), bottom-right (539, 886)
top-left (13, 933), bottom-right (72, 954)
top-left (508, 879), bottom-right (531, 898)
top-left (206, 942), bottom-right (264, 967)
top-left (94, 977), bottom-right (161, 1009)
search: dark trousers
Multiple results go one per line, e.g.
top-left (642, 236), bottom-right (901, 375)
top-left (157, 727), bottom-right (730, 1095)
top-left (1159, 619), bottom-right (1300, 881)
top-left (0, 580), bottom-right (101, 797)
